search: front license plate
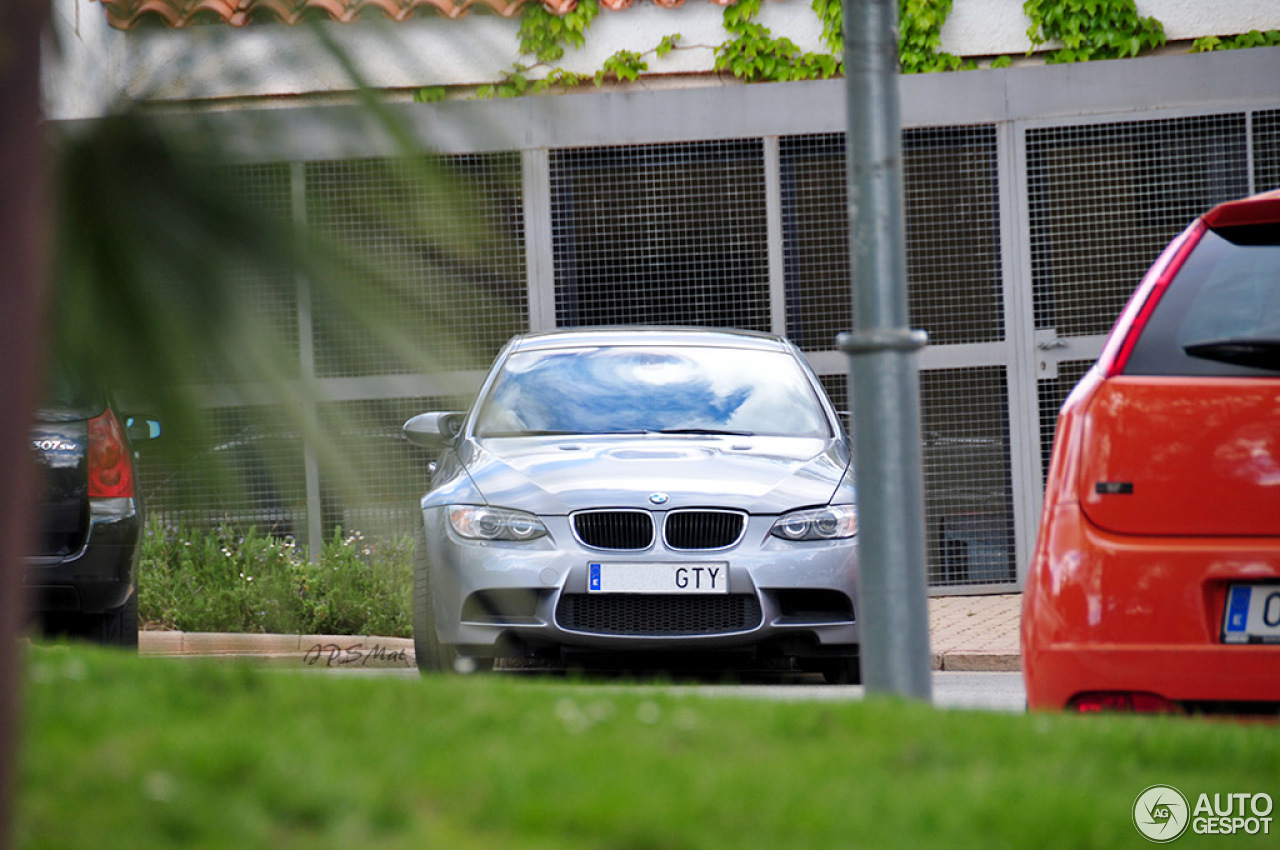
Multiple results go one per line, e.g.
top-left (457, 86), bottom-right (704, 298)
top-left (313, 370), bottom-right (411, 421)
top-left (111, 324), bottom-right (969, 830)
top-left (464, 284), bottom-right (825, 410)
top-left (588, 562), bottom-right (729, 594)
top-left (1222, 584), bottom-right (1280, 644)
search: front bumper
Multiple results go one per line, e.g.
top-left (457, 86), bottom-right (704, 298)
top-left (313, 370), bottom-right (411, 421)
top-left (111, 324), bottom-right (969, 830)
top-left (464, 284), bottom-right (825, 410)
top-left (1023, 502), bottom-right (1280, 711)
top-left (422, 508), bottom-right (860, 660)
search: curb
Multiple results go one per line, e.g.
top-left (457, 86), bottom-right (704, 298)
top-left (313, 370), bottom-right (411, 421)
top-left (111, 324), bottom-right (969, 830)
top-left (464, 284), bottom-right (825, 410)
top-left (932, 651), bottom-right (1021, 672)
top-left (141, 632), bottom-right (415, 669)
top-left (141, 632), bottom-right (1020, 672)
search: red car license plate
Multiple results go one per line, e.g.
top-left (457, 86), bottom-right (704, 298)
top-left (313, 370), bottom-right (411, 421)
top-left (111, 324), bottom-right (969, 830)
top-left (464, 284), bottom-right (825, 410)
top-left (1223, 584), bottom-right (1280, 644)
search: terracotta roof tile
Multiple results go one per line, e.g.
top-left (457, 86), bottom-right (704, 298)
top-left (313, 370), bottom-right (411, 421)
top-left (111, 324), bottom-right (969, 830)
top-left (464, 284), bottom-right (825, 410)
top-left (96, 0), bottom-right (739, 29)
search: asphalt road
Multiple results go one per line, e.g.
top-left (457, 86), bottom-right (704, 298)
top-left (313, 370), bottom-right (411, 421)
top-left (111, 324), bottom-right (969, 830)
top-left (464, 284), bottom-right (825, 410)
top-left (931, 671), bottom-right (1026, 712)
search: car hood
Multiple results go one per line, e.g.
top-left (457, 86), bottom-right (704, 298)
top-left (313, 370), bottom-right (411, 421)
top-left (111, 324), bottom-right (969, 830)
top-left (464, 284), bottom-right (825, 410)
top-left (427, 435), bottom-right (852, 515)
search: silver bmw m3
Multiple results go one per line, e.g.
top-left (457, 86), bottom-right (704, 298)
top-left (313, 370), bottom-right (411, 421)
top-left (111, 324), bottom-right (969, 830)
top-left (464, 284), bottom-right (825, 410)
top-left (404, 327), bottom-right (861, 682)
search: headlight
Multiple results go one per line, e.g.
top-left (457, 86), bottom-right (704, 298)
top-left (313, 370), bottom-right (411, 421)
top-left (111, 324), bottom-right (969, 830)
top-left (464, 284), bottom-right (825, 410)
top-left (770, 505), bottom-right (857, 541)
top-left (448, 506), bottom-right (547, 541)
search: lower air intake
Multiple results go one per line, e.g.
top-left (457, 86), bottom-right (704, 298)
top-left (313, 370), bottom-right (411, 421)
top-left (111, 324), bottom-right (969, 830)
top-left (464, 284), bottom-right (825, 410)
top-left (556, 594), bottom-right (763, 636)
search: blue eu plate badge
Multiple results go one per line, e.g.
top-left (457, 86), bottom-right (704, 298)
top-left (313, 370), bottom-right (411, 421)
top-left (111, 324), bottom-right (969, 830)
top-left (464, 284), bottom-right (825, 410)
top-left (1222, 583), bottom-right (1280, 644)
top-left (1226, 585), bottom-right (1251, 635)
top-left (589, 563), bottom-right (602, 592)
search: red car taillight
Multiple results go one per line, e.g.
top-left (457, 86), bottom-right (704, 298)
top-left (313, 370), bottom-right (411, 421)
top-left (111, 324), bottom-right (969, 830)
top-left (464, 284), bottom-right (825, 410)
top-left (1069, 692), bottom-right (1183, 714)
top-left (88, 408), bottom-right (135, 499)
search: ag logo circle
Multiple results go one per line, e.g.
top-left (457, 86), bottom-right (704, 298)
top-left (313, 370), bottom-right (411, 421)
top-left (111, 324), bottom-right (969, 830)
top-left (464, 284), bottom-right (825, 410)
top-left (1133, 785), bottom-right (1190, 843)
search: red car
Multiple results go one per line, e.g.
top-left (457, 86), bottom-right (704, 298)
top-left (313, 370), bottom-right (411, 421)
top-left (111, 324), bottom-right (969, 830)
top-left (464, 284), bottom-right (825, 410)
top-left (1023, 189), bottom-right (1280, 715)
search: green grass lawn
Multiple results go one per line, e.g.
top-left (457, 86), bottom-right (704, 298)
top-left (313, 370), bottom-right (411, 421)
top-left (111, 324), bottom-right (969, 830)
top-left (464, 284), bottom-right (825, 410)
top-left (15, 646), bottom-right (1278, 849)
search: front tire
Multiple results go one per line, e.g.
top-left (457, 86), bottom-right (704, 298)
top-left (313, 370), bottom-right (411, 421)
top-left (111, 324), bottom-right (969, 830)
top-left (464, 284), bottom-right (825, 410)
top-left (412, 530), bottom-right (491, 675)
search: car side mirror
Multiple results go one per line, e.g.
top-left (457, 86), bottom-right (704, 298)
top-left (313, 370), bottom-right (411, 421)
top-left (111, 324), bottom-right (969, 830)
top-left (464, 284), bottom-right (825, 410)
top-left (403, 412), bottom-right (465, 449)
top-left (125, 417), bottom-right (163, 443)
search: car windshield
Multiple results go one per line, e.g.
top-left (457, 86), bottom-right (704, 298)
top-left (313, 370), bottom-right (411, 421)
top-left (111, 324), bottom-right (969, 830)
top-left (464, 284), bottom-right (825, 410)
top-left (473, 345), bottom-right (833, 439)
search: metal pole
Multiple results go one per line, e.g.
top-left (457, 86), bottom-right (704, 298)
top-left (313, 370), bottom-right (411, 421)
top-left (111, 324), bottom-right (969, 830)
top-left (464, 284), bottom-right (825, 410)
top-left (840, 0), bottom-right (933, 700)
top-left (292, 162), bottom-right (326, 562)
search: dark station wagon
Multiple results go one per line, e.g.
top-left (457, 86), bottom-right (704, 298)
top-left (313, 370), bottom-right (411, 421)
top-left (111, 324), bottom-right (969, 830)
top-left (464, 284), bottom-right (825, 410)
top-left (24, 374), bottom-right (155, 647)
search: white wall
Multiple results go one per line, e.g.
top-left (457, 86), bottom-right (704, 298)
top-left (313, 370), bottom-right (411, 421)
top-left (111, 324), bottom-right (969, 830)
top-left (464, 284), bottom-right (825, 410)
top-left (43, 0), bottom-right (130, 120)
top-left (43, 0), bottom-right (1280, 119)
top-left (941, 0), bottom-right (1280, 56)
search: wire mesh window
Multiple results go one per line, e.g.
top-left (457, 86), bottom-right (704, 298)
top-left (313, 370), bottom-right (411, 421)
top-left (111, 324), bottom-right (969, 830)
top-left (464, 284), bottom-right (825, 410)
top-left (316, 396), bottom-right (470, 540)
top-left (183, 163), bottom-right (299, 384)
top-left (1027, 114), bottom-right (1250, 338)
top-left (1037, 359), bottom-right (1094, 479)
top-left (305, 153), bottom-right (527, 377)
top-left (817, 372), bottom-right (851, 415)
top-left (902, 127), bottom-right (1004, 345)
top-left (817, 371), bottom-right (853, 446)
top-left (779, 127), bottom-right (1003, 351)
top-left (1255, 110), bottom-right (1280, 192)
top-left (778, 134), bottom-right (849, 351)
top-left (920, 367), bottom-right (1016, 587)
top-left (138, 166), bottom-right (304, 535)
top-left (231, 163), bottom-right (299, 345)
top-left (550, 141), bottom-right (771, 331)
top-left (140, 407), bottom-right (308, 539)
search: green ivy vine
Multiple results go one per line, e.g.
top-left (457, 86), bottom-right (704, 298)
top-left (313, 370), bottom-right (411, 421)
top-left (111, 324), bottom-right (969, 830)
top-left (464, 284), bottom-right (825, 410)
top-left (474, 0), bottom-right (597, 97)
top-left (518, 0), bottom-right (600, 62)
top-left (1192, 29), bottom-right (1280, 52)
top-left (715, 0), bottom-right (839, 82)
top-left (1022, 0), bottom-right (1165, 63)
top-left (811, 0), bottom-right (841, 53)
top-left (898, 0), bottom-right (973, 72)
top-left (464, 0), bottom-right (984, 97)
top-left (475, 0), bottom-right (693, 96)
top-left (416, 0), bottom-right (1267, 100)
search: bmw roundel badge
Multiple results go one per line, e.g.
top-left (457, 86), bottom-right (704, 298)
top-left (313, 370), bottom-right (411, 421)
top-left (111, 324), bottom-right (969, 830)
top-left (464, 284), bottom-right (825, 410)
top-left (649, 493), bottom-right (670, 506)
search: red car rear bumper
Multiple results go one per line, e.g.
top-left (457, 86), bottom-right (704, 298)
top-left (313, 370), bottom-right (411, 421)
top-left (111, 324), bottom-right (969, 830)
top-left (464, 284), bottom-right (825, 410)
top-left (1023, 503), bottom-right (1280, 711)
top-left (1025, 644), bottom-right (1280, 711)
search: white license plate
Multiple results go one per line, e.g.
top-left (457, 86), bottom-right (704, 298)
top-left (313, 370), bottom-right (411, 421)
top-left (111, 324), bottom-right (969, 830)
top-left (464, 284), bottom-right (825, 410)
top-left (588, 562), bottom-right (729, 595)
top-left (1222, 584), bottom-right (1280, 644)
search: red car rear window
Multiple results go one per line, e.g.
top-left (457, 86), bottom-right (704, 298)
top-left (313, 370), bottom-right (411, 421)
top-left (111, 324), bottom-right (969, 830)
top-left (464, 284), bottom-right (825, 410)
top-left (1123, 223), bottom-right (1280, 376)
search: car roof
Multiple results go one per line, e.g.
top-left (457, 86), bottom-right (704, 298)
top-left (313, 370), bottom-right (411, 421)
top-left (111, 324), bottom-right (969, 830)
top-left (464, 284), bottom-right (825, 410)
top-left (505, 326), bottom-right (792, 353)
top-left (1202, 188), bottom-right (1280, 229)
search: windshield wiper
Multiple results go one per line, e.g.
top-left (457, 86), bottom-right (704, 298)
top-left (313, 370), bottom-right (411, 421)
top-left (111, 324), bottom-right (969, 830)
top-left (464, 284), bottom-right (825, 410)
top-left (480, 430), bottom-right (590, 437)
top-left (481, 428), bottom-right (758, 438)
top-left (1183, 338), bottom-right (1280, 372)
top-left (651, 428), bottom-right (756, 436)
